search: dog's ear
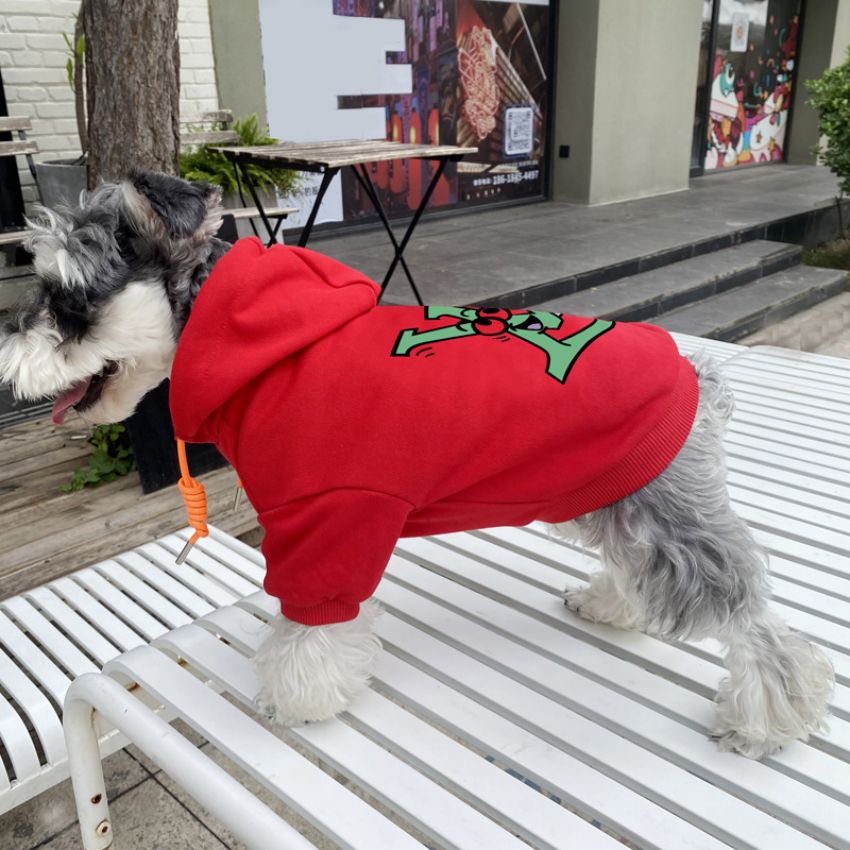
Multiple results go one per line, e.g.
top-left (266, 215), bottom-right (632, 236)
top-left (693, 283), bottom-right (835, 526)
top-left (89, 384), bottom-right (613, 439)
top-left (122, 169), bottom-right (222, 241)
top-left (26, 205), bottom-right (120, 291)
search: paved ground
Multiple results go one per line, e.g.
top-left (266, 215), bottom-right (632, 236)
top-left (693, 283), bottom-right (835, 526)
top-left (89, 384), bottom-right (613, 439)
top-left (313, 164), bottom-right (845, 305)
top-left (738, 289), bottom-right (850, 356)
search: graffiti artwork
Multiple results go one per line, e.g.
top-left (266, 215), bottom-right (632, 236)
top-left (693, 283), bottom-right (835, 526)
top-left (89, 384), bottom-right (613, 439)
top-left (704, 0), bottom-right (801, 170)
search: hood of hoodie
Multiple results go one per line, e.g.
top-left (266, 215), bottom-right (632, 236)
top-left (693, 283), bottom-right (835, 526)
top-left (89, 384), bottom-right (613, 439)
top-left (170, 237), bottom-right (379, 442)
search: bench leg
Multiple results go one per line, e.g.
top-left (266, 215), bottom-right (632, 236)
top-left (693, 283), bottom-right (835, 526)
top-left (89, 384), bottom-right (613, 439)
top-left (64, 671), bottom-right (300, 850)
top-left (64, 676), bottom-right (114, 850)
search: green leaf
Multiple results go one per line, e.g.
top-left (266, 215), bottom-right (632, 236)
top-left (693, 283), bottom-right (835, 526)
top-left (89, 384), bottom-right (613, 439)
top-left (807, 46), bottom-right (850, 195)
top-left (179, 112), bottom-right (300, 197)
top-left (62, 422), bottom-right (137, 492)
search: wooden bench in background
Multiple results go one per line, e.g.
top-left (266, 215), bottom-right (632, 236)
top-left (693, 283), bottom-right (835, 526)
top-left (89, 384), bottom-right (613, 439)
top-left (0, 116), bottom-right (39, 249)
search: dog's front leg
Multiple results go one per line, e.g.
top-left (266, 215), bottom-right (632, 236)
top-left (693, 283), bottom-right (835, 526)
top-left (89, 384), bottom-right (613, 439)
top-left (253, 600), bottom-right (382, 725)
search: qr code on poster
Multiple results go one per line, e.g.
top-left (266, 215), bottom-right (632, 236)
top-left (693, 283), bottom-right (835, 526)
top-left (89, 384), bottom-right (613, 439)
top-left (504, 106), bottom-right (534, 157)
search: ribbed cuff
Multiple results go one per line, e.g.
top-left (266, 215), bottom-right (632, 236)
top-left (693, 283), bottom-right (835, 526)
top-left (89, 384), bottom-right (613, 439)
top-left (281, 599), bottom-right (361, 626)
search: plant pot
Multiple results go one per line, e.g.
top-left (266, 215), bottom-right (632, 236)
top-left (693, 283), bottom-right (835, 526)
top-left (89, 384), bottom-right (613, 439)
top-left (35, 160), bottom-right (87, 208)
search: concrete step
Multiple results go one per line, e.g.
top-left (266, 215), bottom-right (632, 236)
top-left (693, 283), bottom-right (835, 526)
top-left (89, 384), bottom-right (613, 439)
top-left (532, 240), bottom-right (801, 320)
top-left (650, 265), bottom-right (849, 342)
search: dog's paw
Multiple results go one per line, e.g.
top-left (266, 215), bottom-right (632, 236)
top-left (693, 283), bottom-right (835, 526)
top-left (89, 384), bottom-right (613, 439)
top-left (255, 689), bottom-right (346, 728)
top-left (710, 727), bottom-right (781, 760)
top-left (563, 583), bottom-right (644, 630)
top-left (563, 586), bottom-right (594, 618)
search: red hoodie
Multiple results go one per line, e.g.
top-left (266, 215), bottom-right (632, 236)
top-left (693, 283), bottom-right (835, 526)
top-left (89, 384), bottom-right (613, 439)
top-left (170, 238), bottom-right (698, 626)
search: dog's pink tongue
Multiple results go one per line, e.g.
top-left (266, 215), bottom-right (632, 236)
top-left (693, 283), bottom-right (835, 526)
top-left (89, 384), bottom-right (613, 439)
top-left (52, 378), bottom-right (92, 424)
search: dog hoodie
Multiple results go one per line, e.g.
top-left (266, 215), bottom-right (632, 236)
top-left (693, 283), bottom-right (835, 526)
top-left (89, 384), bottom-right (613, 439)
top-left (170, 237), bottom-right (699, 626)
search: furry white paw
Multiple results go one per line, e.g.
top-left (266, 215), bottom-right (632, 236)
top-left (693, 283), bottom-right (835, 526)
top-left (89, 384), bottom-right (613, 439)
top-left (253, 599), bottom-right (382, 726)
top-left (713, 626), bottom-right (834, 759)
top-left (563, 576), bottom-right (644, 631)
top-left (710, 727), bottom-right (783, 760)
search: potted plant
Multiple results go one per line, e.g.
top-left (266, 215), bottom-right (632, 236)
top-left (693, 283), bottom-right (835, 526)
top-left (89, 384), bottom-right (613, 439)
top-left (179, 113), bottom-right (299, 238)
top-left (35, 13), bottom-right (87, 207)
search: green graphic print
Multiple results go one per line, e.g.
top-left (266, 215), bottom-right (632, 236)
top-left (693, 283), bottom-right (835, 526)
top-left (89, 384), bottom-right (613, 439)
top-left (392, 307), bottom-right (615, 383)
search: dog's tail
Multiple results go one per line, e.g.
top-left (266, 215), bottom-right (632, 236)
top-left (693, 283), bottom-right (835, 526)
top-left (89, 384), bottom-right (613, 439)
top-left (687, 350), bottom-right (735, 428)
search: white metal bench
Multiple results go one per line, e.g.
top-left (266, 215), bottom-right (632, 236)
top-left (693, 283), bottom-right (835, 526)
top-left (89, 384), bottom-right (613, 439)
top-left (0, 528), bottom-right (263, 812)
top-left (2, 337), bottom-right (848, 848)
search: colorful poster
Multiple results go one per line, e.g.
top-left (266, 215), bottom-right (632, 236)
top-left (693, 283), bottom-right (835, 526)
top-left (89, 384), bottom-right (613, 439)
top-left (704, 0), bottom-right (801, 170)
top-left (332, 0), bottom-right (551, 219)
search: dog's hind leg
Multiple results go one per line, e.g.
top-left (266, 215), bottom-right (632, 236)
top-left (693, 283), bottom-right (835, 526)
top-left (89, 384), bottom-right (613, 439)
top-left (560, 353), bottom-right (834, 757)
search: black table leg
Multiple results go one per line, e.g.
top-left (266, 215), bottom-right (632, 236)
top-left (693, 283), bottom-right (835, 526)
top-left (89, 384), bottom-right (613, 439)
top-left (379, 157), bottom-right (449, 302)
top-left (352, 164), bottom-right (424, 305)
top-left (298, 168), bottom-right (338, 247)
top-left (234, 158), bottom-right (278, 247)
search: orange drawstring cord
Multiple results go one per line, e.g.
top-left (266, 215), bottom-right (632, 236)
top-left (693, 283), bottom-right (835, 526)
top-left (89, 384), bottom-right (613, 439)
top-left (175, 438), bottom-right (208, 564)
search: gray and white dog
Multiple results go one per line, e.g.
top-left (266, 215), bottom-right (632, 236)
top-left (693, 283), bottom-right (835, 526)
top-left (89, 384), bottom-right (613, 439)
top-left (0, 171), bottom-right (834, 758)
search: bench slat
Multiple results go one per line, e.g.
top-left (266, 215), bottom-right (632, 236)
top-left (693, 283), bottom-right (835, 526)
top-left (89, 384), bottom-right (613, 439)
top-left (0, 140), bottom-right (38, 157)
top-left (2, 596), bottom-right (99, 679)
top-left (94, 562), bottom-right (194, 631)
top-left (180, 110), bottom-right (234, 124)
top-left (0, 642), bottom-right (66, 765)
top-left (375, 578), bottom-right (847, 849)
top-left (133, 542), bottom-right (240, 608)
top-left (726, 374), bottom-right (850, 411)
top-left (182, 526), bottom-right (266, 578)
top-left (225, 205), bottom-right (297, 221)
top-left (485, 524), bottom-right (850, 708)
top-left (157, 622), bottom-right (537, 850)
top-left (728, 470), bottom-right (850, 518)
top-left (116, 551), bottom-right (216, 620)
top-left (72, 569), bottom-right (170, 642)
top-left (732, 410), bottom-right (850, 448)
top-left (0, 116), bottom-right (32, 132)
top-left (0, 609), bottom-right (70, 706)
top-left (26, 586), bottom-right (121, 666)
top-left (144, 537), bottom-right (257, 598)
top-left (190, 605), bottom-right (624, 850)
top-left (0, 688), bottom-right (40, 788)
top-left (728, 355), bottom-right (850, 387)
top-left (0, 230), bottom-right (32, 246)
top-left (106, 644), bottom-right (425, 850)
top-left (181, 130), bottom-right (239, 145)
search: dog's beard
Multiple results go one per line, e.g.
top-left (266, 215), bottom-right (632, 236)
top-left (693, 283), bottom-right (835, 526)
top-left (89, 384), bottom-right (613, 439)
top-left (0, 280), bottom-right (178, 425)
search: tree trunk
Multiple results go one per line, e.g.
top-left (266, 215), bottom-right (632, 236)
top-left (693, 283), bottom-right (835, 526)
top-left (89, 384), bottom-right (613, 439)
top-left (82, 0), bottom-right (180, 189)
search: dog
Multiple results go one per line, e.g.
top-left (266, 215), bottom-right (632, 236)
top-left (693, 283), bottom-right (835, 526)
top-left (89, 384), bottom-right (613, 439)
top-left (0, 170), bottom-right (834, 758)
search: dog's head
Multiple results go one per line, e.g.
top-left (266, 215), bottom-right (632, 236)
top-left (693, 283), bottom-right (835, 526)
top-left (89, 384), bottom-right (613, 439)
top-left (0, 170), bottom-right (225, 425)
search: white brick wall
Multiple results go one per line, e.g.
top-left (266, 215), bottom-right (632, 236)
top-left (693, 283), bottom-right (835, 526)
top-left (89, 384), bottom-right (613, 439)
top-left (0, 0), bottom-right (219, 210)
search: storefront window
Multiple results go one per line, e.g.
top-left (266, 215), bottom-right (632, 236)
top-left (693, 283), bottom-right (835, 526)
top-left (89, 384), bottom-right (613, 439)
top-left (333, 0), bottom-right (552, 219)
top-left (696, 0), bottom-right (801, 171)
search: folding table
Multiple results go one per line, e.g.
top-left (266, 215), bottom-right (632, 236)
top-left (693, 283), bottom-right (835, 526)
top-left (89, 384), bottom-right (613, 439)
top-left (215, 140), bottom-right (476, 304)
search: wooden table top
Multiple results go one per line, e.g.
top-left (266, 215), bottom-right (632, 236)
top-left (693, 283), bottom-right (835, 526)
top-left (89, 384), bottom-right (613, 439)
top-left (212, 139), bottom-right (477, 170)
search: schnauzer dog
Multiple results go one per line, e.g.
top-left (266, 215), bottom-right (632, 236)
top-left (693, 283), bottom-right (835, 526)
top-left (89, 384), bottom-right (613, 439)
top-left (0, 171), bottom-right (834, 759)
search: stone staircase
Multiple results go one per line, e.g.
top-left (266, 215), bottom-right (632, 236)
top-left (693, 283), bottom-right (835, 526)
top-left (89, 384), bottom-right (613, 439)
top-left (536, 240), bottom-right (848, 342)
